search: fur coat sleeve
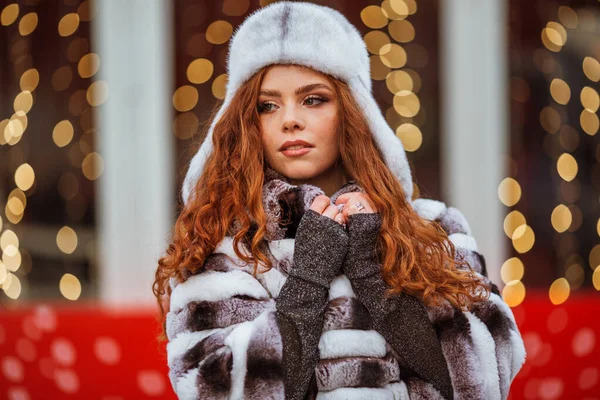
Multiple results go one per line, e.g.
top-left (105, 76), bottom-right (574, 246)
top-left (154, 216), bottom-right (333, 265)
top-left (407, 198), bottom-right (527, 399)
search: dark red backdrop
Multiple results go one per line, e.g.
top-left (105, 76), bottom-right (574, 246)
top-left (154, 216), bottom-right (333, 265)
top-left (1, 290), bottom-right (599, 399)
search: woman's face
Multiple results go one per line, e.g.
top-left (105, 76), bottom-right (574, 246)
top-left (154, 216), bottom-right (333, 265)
top-left (258, 65), bottom-right (341, 182)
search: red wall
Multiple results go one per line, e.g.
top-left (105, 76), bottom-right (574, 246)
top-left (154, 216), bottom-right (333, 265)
top-left (1, 290), bottom-right (599, 399)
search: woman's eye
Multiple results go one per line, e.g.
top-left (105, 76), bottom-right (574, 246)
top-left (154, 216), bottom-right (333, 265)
top-left (258, 102), bottom-right (275, 113)
top-left (304, 96), bottom-right (326, 106)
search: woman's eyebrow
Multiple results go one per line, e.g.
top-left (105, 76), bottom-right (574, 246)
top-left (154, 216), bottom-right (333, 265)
top-left (259, 83), bottom-right (332, 98)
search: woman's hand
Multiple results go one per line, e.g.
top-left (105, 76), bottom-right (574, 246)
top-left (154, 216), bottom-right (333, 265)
top-left (334, 192), bottom-right (379, 225)
top-left (309, 194), bottom-right (346, 226)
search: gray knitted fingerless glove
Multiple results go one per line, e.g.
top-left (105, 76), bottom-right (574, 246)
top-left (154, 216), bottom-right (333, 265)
top-left (276, 208), bottom-right (349, 400)
top-left (341, 211), bottom-right (455, 400)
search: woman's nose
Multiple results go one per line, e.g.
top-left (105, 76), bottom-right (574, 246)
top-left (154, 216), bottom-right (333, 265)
top-left (281, 105), bottom-right (305, 132)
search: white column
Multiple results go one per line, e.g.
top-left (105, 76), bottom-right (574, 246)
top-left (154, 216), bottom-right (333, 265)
top-left (92, 0), bottom-right (175, 306)
top-left (439, 0), bottom-right (508, 288)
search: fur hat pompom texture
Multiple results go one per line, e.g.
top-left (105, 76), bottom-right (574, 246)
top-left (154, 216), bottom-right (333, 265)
top-left (182, 1), bottom-right (414, 205)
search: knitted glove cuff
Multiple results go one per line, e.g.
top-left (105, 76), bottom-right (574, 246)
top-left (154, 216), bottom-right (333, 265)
top-left (290, 208), bottom-right (349, 288)
top-left (344, 212), bottom-right (383, 280)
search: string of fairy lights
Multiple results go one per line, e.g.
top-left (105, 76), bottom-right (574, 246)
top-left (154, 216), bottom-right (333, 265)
top-left (500, 5), bottom-right (600, 308)
top-left (0, 1), bottom-right (104, 301)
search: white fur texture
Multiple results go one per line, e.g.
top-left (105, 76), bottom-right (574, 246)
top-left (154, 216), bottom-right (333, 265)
top-left (175, 367), bottom-right (201, 400)
top-left (464, 311), bottom-right (502, 399)
top-left (448, 232), bottom-right (479, 252)
top-left (268, 239), bottom-right (295, 261)
top-left (167, 327), bottom-right (230, 367)
top-left (170, 270), bottom-right (269, 313)
top-left (224, 320), bottom-right (255, 400)
top-left (488, 293), bottom-right (527, 381)
top-left (319, 329), bottom-right (387, 359)
top-left (385, 381), bottom-right (410, 400)
top-left (259, 266), bottom-right (288, 298)
top-left (214, 236), bottom-right (252, 261)
top-left (328, 274), bottom-right (356, 300)
top-left (181, 1), bottom-right (414, 205)
top-left (316, 386), bottom-right (397, 400)
top-left (411, 198), bottom-right (447, 221)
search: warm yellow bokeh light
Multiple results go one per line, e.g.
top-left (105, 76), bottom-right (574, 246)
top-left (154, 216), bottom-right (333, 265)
top-left (382, 0), bottom-right (408, 20)
top-left (581, 86), bottom-right (599, 112)
top-left (580, 110), bottom-right (599, 136)
top-left (58, 13), bottom-right (80, 37)
top-left (18, 12), bottom-right (38, 36)
top-left (361, 5), bottom-right (388, 29)
top-left (1, 270), bottom-right (12, 290)
top-left (0, 263), bottom-right (6, 286)
top-left (557, 153), bottom-right (578, 181)
top-left (588, 244), bottom-right (600, 271)
top-left (82, 152), bottom-right (104, 180)
top-left (59, 273), bottom-right (82, 300)
top-left (583, 57), bottom-right (600, 82)
top-left (549, 278), bottom-right (570, 305)
top-left (498, 177), bottom-right (522, 207)
top-left (386, 70), bottom-right (413, 94)
top-left (501, 258), bottom-right (525, 284)
top-left (393, 90), bottom-right (419, 117)
top-left (3, 245), bottom-right (21, 272)
top-left (395, 123), bottom-right (422, 152)
top-left (87, 81), bottom-right (109, 106)
top-left (20, 68), bottom-right (39, 92)
top-left (212, 74), bottom-right (228, 100)
top-left (77, 0), bottom-right (96, 22)
top-left (173, 112), bottom-right (199, 140)
top-left (550, 79), bottom-right (571, 105)
top-left (565, 263), bottom-right (584, 290)
top-left (388, 19), bottom-right (415, 43)
top-left (53, 120), bottom-right (74, 148)
top-left (7, 197), bottom-right (24, 216)
top-left (551, 204), bottom-right (572, 233)
top-left (512, 224), bottom-right (535, 253)
top-left (593, 267), bottom-right (600, 290)
top-left (78, 53), bottom-right (100, 78)
top-left (13, 91), bottom-right (33, 114)
top-left (540, 106), bottom-right (561, 134)
top-left (504, 210), bottom-right (526, 238)
top-left (223, 0), bottom-right (250, 16)
top-left (502, 280), bottom-right (526, 307)
top-left (364, 31), bottom-right (391, 54)
top-left (57, 226), bottom-right (78, 254)
top-left (0, 230), bottom-right (19, 252)
top-left (3, 273), bottom-right (21, 300)
top-left (187, 58), bottom-right (214, 84)
top-left (1, 4), bottom-right (19, 26)
top-left (558, 6), bottom-right (578, 29)
top-left (369, 55), bottom-right (390, 81)
top-left (14, 163), bottom-right (35, 191)
top-left (547, 22), bottom-right (567, 44)
top-left (173, 85), bottom-right (199, 112)
top-left (206, 20), bottom-right (233, 45)
top-left (379, 43), bottom-right (407, 69)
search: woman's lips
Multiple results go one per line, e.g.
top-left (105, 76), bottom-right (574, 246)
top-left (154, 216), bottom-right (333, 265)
top-left (281, 147), bottom-right (313, 157)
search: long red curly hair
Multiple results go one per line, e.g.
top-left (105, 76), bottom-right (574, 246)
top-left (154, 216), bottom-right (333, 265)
top-left (153, 64), bottom-right (491, 342)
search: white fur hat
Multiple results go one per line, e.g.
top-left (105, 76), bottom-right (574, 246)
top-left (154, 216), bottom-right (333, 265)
top-left (181, 1), bottom-right (414, 205)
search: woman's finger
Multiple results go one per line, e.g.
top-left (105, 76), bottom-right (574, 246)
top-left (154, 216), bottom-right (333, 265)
top-left (309, 195), bottom-right (331, 214)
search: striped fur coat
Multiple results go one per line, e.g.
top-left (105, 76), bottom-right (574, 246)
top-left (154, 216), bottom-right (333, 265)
top-left (165, 171), bottom-right (526, 399)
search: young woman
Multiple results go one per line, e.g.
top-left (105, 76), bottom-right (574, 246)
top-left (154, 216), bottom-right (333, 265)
top-left (153, 2), bottom-right (526, 399)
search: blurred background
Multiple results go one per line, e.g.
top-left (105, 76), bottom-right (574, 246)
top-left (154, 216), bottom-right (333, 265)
top-left (0, 0), bottom-right (599, 399)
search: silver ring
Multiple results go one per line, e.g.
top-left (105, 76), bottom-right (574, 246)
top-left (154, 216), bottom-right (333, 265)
top-left (354, 202), bottom-right (365, 212)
